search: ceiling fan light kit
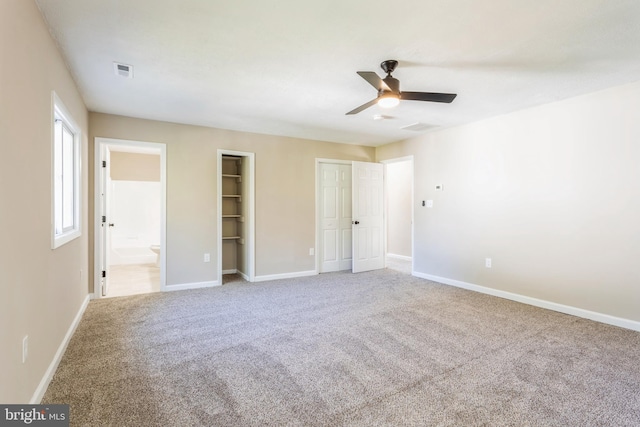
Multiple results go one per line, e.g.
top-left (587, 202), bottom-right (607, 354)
top-left (346, 59), bottom-right (457, 115)
top-left (377, 93), bottom-right (400, 108)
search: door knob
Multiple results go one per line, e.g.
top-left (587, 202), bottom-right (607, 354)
top-left (108, 223), bottom-right (115, 227)
top-left (353, 221), bottom-right (359, 225)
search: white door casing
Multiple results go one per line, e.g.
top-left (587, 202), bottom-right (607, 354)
top-left (319, 163), bottom-right (352, 272)
top-left (216, 149), bottom-right (256, 285)
top-left (352, 161), bottom-right (384, 273)
top-left (99, 146), bottom-right (111, 296)
top-left (94, 137), bottom-right (167, 298)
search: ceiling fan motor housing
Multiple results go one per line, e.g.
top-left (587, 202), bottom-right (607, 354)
top-left (382, 76), bottom-right (400, 94)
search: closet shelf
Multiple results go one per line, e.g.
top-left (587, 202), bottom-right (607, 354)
top-left (222, 236), bottom-right (241, 240)
top-left (222, 194), bottom-right (241, 197)
top-left (222, 214), bottom-right (242, 218)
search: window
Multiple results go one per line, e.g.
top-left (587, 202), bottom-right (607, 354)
top-left (52, 92), bottom-right (81, 248)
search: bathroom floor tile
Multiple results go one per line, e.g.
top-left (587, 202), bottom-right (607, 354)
top-left (106, 263), bottom-right (160, 298)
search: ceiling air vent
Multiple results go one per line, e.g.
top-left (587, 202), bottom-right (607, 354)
top-left (113, 62), bottom-right (133, 78)
top-left (400, 122), bottom-right (433, 132)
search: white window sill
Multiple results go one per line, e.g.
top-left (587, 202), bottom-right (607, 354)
top-left (52, 229), bottom-right (81, 249)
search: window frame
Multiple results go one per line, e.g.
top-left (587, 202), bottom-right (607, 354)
top-left (51, 92), bottom-right (81, 249)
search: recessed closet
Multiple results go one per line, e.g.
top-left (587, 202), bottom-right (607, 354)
top-left (221, 155), bottom-right (249, 277)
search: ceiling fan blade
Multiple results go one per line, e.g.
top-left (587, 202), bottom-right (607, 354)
top-left (357, 71), bottom-right (391, 91)
top-left (346, 98), bottom-right (379, 115)
top-left (400, 92), bottom-right (457, 103)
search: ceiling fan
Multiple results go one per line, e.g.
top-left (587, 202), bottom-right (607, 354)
top-left (346, 60), bottom-right (457, 115)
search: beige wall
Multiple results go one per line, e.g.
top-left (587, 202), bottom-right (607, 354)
top-left (377, 80), bottom-right (640, 323)
top-left (385, 160), bottom-right (412, 258)
top-left (89, 113), bottom-right (375, 288)
top-left (110, 152), bottom-right (160, 181)
top-left (0, 0), bottom-right (89, 402)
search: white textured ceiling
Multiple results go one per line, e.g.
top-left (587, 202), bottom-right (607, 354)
top-left (36, 0), bottom-right (640, 146)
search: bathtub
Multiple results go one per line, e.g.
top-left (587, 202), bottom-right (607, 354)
top-left (110, 246), bottom-right (157, 265)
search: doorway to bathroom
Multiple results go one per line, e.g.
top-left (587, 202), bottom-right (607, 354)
top-left (94, 138), bottom-right (167, 298)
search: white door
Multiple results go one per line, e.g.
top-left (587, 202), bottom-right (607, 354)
top-left (352, 161), bottom-right (384, 273)
top-left (99, 147), bottom-right (111, 296)
top-left (319, 163), bottom-right (352, 272)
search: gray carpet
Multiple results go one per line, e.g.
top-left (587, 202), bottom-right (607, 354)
top-left (43, 269), bottom-right (640, 426)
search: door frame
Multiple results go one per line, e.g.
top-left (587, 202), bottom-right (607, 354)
top-left (93, 137), bottom-right (167, 299)
top-left (217, 149), bottom-right (255, 284)
top-left (381, 155), bottom-right (414, 274)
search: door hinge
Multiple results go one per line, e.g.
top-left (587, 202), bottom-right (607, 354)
top-left (102, 270), bottom-right (106, 278)
top-left (102, 215), bottom-right (106, 223)
top-left (102, 160), bottom-right (107, 168)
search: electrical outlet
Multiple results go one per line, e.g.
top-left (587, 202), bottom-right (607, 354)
top-left (22, 335), bottom-right (28, 363)
top-left (309, 248), bottom-right (314, 256)
top-left (204, 253), bottom-right (210, 263)
top-left (485, 258), bottom-right (492, 268)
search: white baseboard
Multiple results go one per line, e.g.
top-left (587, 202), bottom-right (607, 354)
top-left (164, 280), bottom-right (219, 292)
top-left (222, 269), bottom-right (237, 275)
top-left (31, 294), bottom-right (90, 404)
top-left (238, 271), bottom-right (249, 281)
top-left (413, 272), bottom-right (640, 332)
top-left (254, 270), bottom-right (317, 283)
top-left (386, 253), bottom-right (412, 261)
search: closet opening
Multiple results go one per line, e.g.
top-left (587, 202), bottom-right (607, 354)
top-left (217, 150), bottom-right (255, 285)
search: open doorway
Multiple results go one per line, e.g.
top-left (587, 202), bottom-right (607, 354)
top-left (383, 157), bottom-right (413, 275)
top-left (95, 138), bottom-right (167, 298)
